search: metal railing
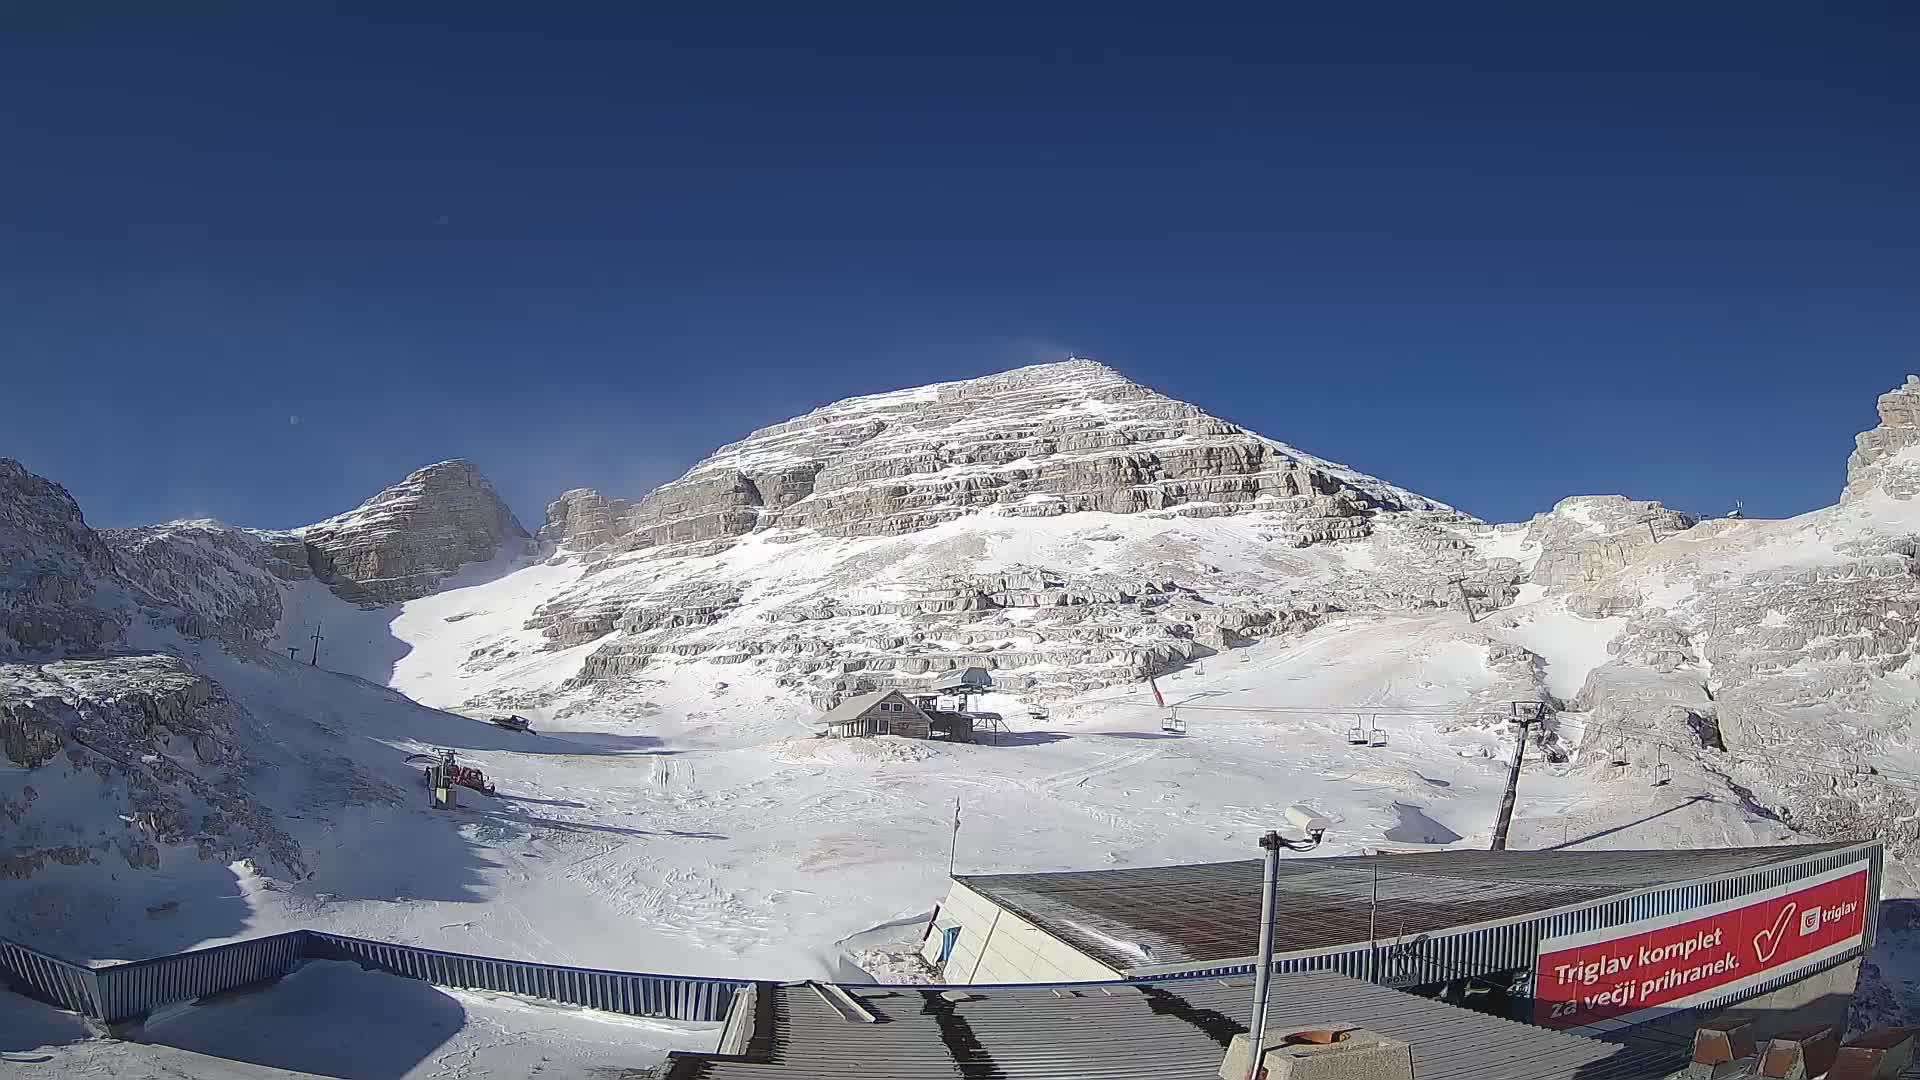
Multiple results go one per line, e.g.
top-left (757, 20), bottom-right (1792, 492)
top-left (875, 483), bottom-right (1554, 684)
top-left (0, 928), bottom-right (746, 1025)
top-left (0, 936), bottom-right (101, 1017)
top-left (304, 931), bottom-right (746, 1022)
top-left (94, 932), bottom-right (306, 1025)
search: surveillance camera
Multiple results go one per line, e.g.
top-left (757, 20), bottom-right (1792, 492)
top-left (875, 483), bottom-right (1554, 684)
top-left (1285, 805), bottom-right (1331, 834)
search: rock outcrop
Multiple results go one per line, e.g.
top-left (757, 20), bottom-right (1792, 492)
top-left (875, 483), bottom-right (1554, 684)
top-left (538, 488), bottom-right (629, 557)
top-left (545, 360), bottom-right (1445, 560)
top-left (0, 460), bottom-right (305, 889)
top-left (1524, 495), bottom-right (1697, 592)
top-left (106, 521), bottom-right (291, 651)
top-left (300, 459), bottom-right (530, 604)
top-left (0, 655), bottom-right (303, 881)
top-left (0, 458), bottom-right (126, 656)
top-left (1548, 377), bottom-right (1920, 857)
top-left (1845, 374), bottom-right (1920, 501)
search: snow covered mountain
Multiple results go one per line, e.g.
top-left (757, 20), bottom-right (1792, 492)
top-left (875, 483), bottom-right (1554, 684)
top-left (0, 458), bottom-right (538, 957)
top-left (3, 361), bottom-right (1917, 1021)
top-left (499, 360), bottom-right (1510, 710)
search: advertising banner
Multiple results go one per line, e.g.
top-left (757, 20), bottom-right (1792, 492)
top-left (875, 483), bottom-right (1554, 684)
top-left (1533, 860), bottom-right (1869, 1032)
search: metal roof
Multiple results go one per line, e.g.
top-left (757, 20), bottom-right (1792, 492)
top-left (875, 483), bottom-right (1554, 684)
top-left (816, 690), bottom-right (916, 725)
top-left (958, 844), bottom-right (1858, 973)
top-left (664, 970), bottom-right (1680, 1080)
top-left (931, 666), bottom-right (994, 691)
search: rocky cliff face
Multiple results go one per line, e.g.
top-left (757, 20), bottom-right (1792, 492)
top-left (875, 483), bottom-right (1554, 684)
top-left (0, 459), bottom-right (126, 656)
top-left (0, 654), bottom-right (302, 882)
top-left (1846, 374), bottom-right (1920, 501)
top-left (1523, 495), bottom-right (1698, 594)
top-left (0, 461), bottom-right (307, 888)
top-left (96, 460), bottom-right (531, 653)
top-left (300, 459), bottom-right (530, 604)
top-left (540, 360), bottom-right (1446, 560)
top-left (439, 362), bottom-right (1521, 711)
top-left (1544, 375), bottom-right (1920, 857)
top-left (105, 521), bottom-right (295, 652)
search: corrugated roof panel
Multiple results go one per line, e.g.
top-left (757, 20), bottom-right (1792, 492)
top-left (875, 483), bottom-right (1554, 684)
top-left (667, 970), bottom-right (1680, 1079)
top-left (957, 844), bottom-right (1856, 972)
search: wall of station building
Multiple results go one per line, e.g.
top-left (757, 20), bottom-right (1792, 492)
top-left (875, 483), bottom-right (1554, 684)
top-left (924, 881), bottom-right (1122, 985)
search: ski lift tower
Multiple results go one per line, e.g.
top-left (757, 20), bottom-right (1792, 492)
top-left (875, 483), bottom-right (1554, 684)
top-left (930, 666), bottom-right (994, 713)
top-left (427, 747), bottom-right (458, 810)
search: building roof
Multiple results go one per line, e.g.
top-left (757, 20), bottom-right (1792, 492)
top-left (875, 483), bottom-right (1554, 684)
top-left (930, 666), bottom-right (994, 691)
top-left (957, 843), bottom-right (1861, 974)
top-left (663, 970), bottom-right (1679, 1080)
top-left (816, 690), bottom-right (913, 726)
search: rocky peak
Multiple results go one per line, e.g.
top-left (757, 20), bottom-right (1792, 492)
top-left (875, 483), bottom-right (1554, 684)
top-left (0, 458), bottom-right (125, 655)
top-left (544, 359), bottom-right (1446, 560)
top-left (299, 459), bottom-right (530, 604)
top-left (1844, 374), bottom-right (1920, 501)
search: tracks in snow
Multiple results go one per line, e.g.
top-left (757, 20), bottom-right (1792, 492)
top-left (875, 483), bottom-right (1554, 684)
top-left (1037, 746), bottom-right (1164, 791)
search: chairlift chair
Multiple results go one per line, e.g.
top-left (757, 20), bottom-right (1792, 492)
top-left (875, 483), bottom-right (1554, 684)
top-left (1608, 740), bottom-right (1630, 767)
top-left (1369, 729), bottom-right (1388, 748)
top-left (1346, 724), bottom-right (1369, 745)
top-left (1649, 762), bottom-right (1671, 787)
top-left (1162, 711), bottom-right (1187, 735)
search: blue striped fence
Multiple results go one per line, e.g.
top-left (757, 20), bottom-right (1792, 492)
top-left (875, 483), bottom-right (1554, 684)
top-left (0, 929), bottom-right (746, 1025)
top-left (93, 932), bottom-right (306, 1024)
top-left (0, 936), bottom-right (101, 1017)
top-left (304, 931), bottom-right (747, 1021)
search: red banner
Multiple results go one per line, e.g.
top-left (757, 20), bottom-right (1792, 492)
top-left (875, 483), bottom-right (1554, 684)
top-left (1533, 865), bottom-right (1868, 1031)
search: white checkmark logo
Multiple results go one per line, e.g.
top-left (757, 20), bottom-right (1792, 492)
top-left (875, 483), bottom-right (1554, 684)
top-left (1753, 903), bottom-right (1797, 964)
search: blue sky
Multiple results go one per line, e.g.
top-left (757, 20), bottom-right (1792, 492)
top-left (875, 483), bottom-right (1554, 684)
top-left (3, 6), bottom-right (1914, 531)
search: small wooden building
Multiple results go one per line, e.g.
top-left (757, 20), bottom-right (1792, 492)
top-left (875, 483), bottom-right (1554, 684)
top-left (928, 711), bottom-right (975, 742)
top-left (817, 690), bottom-right (932, 739)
